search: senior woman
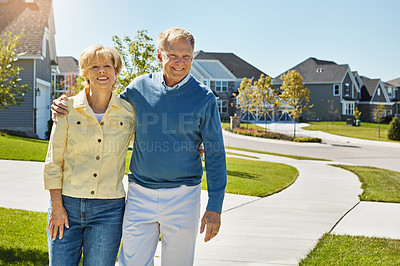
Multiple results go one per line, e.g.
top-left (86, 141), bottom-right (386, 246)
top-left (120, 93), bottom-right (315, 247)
top-left (44, 45), bottom-right (135, 265)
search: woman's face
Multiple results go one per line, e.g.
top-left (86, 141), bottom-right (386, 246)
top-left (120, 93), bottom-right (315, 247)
top-left (87, 57), bottom-right (116, 91)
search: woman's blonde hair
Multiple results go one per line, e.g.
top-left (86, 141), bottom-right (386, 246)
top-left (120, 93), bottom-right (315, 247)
top-left (79, 44), bottom-right (122, 90)
top-left (157, 27), bottom-right (195, 52)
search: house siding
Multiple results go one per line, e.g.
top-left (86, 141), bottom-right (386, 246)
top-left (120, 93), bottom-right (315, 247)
top-left (371, 84), bottom-right (387, 103)
top-left (196, 61), bottom-right (233, 79)
top-left (36, 40), bottom-right (52, 82)
top-left (306, 84), bottom-right (342, 121)
top-left (0, 59), bottom-right (35, 134)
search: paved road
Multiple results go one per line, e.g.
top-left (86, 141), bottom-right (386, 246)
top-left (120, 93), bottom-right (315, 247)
top-left (224, 123), bottom-right (400, 172)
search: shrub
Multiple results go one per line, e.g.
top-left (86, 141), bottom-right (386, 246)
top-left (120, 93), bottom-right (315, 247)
top-left (293, 137), bottom-right (322, 143)
top-left (231, 128), bottom-right (294, 141)
top-left (45, 119), bottom-right (53, 140)
top-left (388, 116), bottom-right (400, 141)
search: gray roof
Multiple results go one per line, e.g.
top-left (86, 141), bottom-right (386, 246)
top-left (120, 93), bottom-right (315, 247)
top-left (273, 57), bottom-right (349, 84)
top-left (386, 77), bottom-right (400, 87)
top-left (57, 56), bottom-right (79, 73)
top-left (0, 0), bottom-right (52, 56)
top-left (193, 50), bottom-right (267, 80)
top-left (360, 76), bottom-right (379, 101)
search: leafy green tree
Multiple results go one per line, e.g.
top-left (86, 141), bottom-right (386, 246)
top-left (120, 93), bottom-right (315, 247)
top-left (112, 30), bottom-right (161, 94)
top-left (253, 74), bottom-right (281, 129)
top-left (280, 70), bottom-right (313, 138)
top-left (0, 30), bottom-right (30, 111)
top-left (373, 104), bottom-right (386, 138)
top-left (388, 116), bottom-right (400, 141)
top-left (236, 78), bottom-right (258, 128)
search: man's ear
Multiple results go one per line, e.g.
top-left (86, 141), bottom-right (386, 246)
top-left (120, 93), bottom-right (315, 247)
top-left (157, 49), bottom-right (163, 63)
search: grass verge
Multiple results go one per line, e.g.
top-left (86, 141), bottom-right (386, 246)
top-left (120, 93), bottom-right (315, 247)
top-left (299, 233), bottom-right (400, 265)
top-left (303, 121), bottom-right (398, 142)
top-left (332, 165), bottom-right (400, 203)
top-left (226, 146), bottom-right (330, 161)
top-left (226, 152), bottom-right (259, 159)
top-left (202, 157), bottom-right (298, 197)
top-left (0, 207), bottom-right (48, 266)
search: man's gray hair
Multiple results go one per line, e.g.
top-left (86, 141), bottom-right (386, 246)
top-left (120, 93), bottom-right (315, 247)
top-left (157, 27), bottom-right (195, 51)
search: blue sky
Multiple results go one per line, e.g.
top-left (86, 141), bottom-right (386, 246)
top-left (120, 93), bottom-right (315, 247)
top-left (53, 0), bottom-right (399, 81)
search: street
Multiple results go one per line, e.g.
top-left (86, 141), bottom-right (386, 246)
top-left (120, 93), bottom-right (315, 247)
top-left (223, 126), bottom-right (400, 172)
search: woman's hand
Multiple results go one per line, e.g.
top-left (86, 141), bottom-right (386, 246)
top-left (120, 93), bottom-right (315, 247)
top-left (48, 204), bottom-right (69, 240)
top-left (48, 189), bottom-right (69, 240)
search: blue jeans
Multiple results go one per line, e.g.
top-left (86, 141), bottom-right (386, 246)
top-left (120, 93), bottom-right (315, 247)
top-left (47, 195), bottom-right (125, 266)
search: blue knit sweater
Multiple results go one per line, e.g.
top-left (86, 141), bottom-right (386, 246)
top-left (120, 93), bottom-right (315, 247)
top-left (120, 72), bottom-right (227, 213)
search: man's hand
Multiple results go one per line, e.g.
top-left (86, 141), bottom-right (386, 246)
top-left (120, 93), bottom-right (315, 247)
top-left (51, 95), bottom-right (69, 122)
top-left (200, 210), bottom-right (221, 242)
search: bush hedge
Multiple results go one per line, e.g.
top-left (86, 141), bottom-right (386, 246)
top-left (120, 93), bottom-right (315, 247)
top-left (388, 116), bottom-right (400, 141)
top-left (229, 128), bottom-right (322, 143)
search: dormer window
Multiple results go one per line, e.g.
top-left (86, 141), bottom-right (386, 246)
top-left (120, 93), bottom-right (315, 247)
top-left (316, 68), bottom-right (323, 73)
top-left (377, 88), bottom-right (381, 96)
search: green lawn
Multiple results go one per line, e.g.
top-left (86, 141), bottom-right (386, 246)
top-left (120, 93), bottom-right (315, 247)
top-left (299, 233), bottom-right (400, 265)
top-left (304, 121), bottom-right (398, 142)
top-left (0, 207), bottom-right (48, 266)
top-left (221, 122), bottom-right (264, 130)
top-left (202, 157), bottom-right (298, 197)
top-left (0, 133), bottom-right (48, 162)
top-left (333, 165), bottom-right (400, 203)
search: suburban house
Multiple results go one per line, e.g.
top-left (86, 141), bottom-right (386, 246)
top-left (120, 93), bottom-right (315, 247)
top-left (191, 50), bottom-right (267, 121)
top-left (53, 56), bottom-right (79, 96)
top-left (272, 57), bottom-right (360, 122)
top-left (385, 77), bottom-right (400, 116)
top-left (0, 0), bottom-right (57, 139)
top-left (358, 76), bottom-right (393, 121)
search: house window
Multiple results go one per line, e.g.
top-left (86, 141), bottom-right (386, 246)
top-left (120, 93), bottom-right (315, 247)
top-left (215, 81), bottom-right (228, 92)
top-left (217, 100), bottom-right (228, 113)
top-left (388, 88), bottom-right (393, 97)
top-left (345, 83), bottom-right (350, 97)
top-left (377, 88), bottom-right (381, 96)
top-left (333, 84), bottom-right (340, 96)
top-left (203, 80), bottom-right (208, 86)
top-left (344, 102), bottom-right (354, 115)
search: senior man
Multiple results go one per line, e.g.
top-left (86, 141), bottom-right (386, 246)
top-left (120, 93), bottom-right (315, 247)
top-left (52, 27), bottom-right (227, 266)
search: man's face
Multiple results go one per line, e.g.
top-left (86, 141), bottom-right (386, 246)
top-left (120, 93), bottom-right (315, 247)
top-left (157, 38), bottom-right (193, 87)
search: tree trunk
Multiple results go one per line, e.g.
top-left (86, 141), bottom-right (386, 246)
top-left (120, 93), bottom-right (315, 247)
top-left (293, 119), bottom-right (296, 139)
top-left (378, 122), bottom-right (380, 138)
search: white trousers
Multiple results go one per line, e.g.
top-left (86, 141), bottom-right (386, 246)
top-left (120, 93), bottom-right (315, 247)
top-left (119, 182), bottom-right (201, 266)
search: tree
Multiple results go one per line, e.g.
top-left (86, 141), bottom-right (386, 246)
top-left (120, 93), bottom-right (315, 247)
top-left (280, 70), bottom-right (313, 138)
top-left (0, 30), bottom-right (30, 111)
top-left (253, 74), bottom-right (281, 130)
top-left (236, 78), bottom-right (258, 128)
top-left (354, 107), bottom-right (361, 121)
top-left (112, 30), bottom-right (161, 94)
top-left (388, 116), bottom-right (400, 141)
top-left (373, 104), bottom-right (386, 138)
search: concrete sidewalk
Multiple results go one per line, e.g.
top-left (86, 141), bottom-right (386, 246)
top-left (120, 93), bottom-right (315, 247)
top-left (1, 145), bottom-right (400, 265)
